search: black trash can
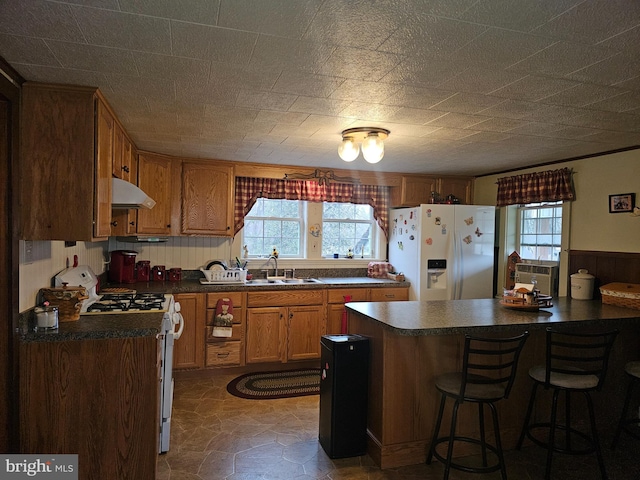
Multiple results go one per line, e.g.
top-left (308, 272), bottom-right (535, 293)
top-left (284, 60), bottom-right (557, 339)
top-left (318, 334), bottom-right (370, 458)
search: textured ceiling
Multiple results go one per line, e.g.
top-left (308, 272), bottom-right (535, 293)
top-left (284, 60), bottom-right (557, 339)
top-left (2, 0), bottom-right (640, 176)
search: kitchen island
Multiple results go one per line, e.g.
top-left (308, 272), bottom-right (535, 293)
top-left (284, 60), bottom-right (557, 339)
top-left (347, 297), bottom-right (640, 469)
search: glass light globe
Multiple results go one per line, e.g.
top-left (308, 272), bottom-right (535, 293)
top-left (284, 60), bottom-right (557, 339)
top-left (361, 133), bottom-right (384, 163)
top-left (338, 137), bottom-right (359, 162)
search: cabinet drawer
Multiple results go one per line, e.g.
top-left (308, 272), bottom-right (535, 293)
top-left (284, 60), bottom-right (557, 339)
top-left (206, 291), bottom-right (243, 309)
top-left (369, 288), bottom-right (409, 302)
top-left (327, 288), bottom-right (369, 304)
top-left (206, 307), bottom-right (242, 325)
top-left (247, 289), bottom-right (324, 307)
top-left (206, 324), bottom-right (243, 342)
top-left (205, 342), bottom-right (241, 366)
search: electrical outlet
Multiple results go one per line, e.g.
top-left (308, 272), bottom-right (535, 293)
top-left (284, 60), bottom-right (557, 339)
top-left (23, 240), bottom-right (34, 263)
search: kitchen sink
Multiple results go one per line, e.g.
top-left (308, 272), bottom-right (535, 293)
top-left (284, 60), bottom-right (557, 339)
top-left (245, 278), bottom-right (284, 285)
top-left (281, 278), bottom-right (323, 284)
top-left (244, 278), bottom-right (322, 285)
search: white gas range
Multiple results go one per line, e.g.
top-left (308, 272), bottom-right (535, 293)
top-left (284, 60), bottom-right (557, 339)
top-left (54, 265), bottom-right (184, 454)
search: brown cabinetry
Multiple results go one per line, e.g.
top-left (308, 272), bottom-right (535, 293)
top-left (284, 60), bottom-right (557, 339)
top-left (326, 286), bottom-right (409, 334)
top-left (439, 176), bottom-right (473, 205)
top-left (181, 161), bottom-right (234, 236)
top-left (246, 289), bottom-right (325, 364)
top-left (19, 335), bottom-right (159, 478)
top-left (205, 291), bottom-right (245, 367)
top-left (20, 83), bottom-right (114, 241)
top-left (390, 175), bottom-right (474, 207)
top-left (390, 175), bottom-right (439, 207)
top-left (136, 152), bottom-right (174, 235)
top-left (173, 293), bottom-right (205, 370)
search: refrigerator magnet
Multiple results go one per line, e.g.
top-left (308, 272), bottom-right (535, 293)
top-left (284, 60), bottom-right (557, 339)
top-left (441, 225), bottom-right (447, 234)
top-left (464, 216), bottom-right (474, 225)
top-left (435, 217), bottom-right (441, 225)
top-left (475, 227), bottom-right (483, 237)
top-left (463, 235), bottom-right (472, 244)
top-left (409, 235), bottom-right (415, 240)
top-left (426, 209), bottom-right (432, 217)
top-left (426, 238), bottom-right (432, 245)
top-left (398, 241), bottom-right (403, 250)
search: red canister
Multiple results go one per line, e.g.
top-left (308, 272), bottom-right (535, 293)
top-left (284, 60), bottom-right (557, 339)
top-left (151, 265), bottom-right (166, 282)
top-left (168, 268), bottom-right (182, 282)
top-left (136, 260), bottom-right (150, 282)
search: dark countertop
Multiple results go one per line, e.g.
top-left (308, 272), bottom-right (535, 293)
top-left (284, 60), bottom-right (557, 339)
top-left (105, 276), bottom-right (407, 293)
top-left (19, 277), bottom-right (407, 343)
top-left (347, 297), bottom-right (640, 335)
top-left (19, 311), bottom-right (165, 343)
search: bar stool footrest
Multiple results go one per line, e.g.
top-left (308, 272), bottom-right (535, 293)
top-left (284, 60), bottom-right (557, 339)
top-left (524, 422), bottom-right (597, 455)
top-left (431, 436), bottom-right (502, 474)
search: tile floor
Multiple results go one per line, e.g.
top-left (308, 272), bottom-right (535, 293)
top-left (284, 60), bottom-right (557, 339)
top-left (157, 370), bottom-right (639, 480)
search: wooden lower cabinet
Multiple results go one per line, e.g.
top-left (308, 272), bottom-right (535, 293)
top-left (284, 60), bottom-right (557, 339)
top-left (19, 336), bottom-right (160, 479)
top-left (173, 293), bottom-right (205, 370)
top-left (246, 307), bottom-right (285, 364)
top-left (246, 289), bottom-right (325, 364)
top-left (326, 286), bottom-right (409, 335)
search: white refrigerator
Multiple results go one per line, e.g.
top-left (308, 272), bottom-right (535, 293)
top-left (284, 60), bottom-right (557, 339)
top-left (389, 204), bottom-right (495, 301)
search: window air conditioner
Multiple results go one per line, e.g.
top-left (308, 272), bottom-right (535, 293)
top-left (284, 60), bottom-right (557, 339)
top-left (515, 263), bottom-right (558, 296)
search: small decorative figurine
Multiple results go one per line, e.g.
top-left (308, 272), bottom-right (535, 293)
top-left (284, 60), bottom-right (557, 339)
top-left (271, 247), bottom-right (279, 258)
top-left (242, 245), bottom-right (249, 258)
top-left (347, 248), bottom-right (354, 259)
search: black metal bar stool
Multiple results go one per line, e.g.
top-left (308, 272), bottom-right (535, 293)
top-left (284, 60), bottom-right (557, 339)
top-left (516, 327), bottom-right (618, 480)
top-left (426, 331), bottom-right (529, 480)
top-left (611, 360), bottom-right (640, 448)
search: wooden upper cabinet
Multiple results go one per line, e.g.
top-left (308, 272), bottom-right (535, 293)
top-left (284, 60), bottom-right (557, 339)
top-left (136, 153), bottom-right (173, 235)
top-left (438, 176), bottom-right (473, 205)
top-left (390, 175), bottom-right (439, 207)
top-left (20, 83), bottom-right (113, 241)
top-left (112, 123), bottom-right (133, 182)
top-left (94, 101), bottom-right (114, 239)
top-left (181, 161), bottom-right (234, 236)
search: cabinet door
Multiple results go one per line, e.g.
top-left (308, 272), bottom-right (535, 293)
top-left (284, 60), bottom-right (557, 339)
top-left (111, 145), bottom-right (138, 236)
top-left (438, 176), bottom-right (473, 205)
top-left (391, 175), bottom-right (438, 207)
top-left (136, 153), bottom-right (173, 235)
top-left (326, 304), bottom-right (345, 336)
top-left (112, 124), bottom-right (133, 182)
top-left (94, 99), bottom-right (114, 239)
top-left (173, 293), bottom-right (205, 370)
top-left (288, 305), bottom-right (324, 361)
top-left (181, 162), bottom-right (234, 236)
top-left (246, 307), bottom-right (285, 364)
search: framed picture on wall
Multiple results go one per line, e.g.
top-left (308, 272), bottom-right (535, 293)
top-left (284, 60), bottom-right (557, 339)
top-left (608, 193), bottom-right (635, 213)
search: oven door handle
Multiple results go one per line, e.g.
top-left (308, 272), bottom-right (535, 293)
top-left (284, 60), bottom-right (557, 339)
top-left (173, 312), bottom-right (185, 340)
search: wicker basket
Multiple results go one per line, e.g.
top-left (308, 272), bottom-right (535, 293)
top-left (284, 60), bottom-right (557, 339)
top-left (40, 285), bottom-right (88, 321)
top-left (599, 283), bottom-right (640, 310)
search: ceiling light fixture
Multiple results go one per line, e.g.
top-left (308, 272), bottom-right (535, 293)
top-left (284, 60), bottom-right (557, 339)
top-left (338, 127), bottom-right (390, 164)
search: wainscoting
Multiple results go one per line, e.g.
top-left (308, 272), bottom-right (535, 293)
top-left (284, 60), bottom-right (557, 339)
top-left (568, 250), bottom-right (640, 297)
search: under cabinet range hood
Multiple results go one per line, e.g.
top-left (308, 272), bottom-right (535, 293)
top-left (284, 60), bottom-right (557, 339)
top-left (111, 178), bottom-right (156, 209)
top-left (115, 236), bottom-right (168, 243)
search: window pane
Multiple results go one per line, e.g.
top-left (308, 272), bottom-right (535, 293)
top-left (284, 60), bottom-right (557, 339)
top-left (518, 202), bottom-right (562, 261)
top-left (243, 199), bottom-right (303, 257)
top-left (322, 202), bottom-right (374, 257)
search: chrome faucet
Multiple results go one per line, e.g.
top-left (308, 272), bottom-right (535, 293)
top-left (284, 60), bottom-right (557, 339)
top-left (267, 255), bottom-right (278, 277)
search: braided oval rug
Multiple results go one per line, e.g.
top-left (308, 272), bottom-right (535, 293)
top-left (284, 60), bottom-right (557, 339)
top-left (227, 369), bottom-right (321, 399)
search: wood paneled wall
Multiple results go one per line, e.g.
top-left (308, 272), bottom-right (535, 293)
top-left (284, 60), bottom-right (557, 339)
top-left (568, 250), bottom-right (640, 297)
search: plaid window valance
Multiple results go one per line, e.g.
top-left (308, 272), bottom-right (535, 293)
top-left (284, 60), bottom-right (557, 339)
top-left (234, 177), bottom-right (390, 238)
top-left (496, 168), bottom-right (574, 207)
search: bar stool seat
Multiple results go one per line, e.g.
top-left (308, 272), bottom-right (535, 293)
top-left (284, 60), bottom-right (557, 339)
top-left (516, 327), bottom-right (618, 480)
top-left (611, 360), bottom-right (640, 448)
top-left (427, 332), bottom-right (529, 480)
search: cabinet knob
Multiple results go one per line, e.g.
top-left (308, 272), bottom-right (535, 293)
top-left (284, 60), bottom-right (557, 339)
top-left (110, 221), bottom-right (118, 227)
top-left (167, 224), bottom-right (171, 228)
top-left (122, 165), bottom-right (130, 173)
top-left (227, 226), bottom-right (231, 230)
top-left (129, 221), bottom-right (135, 226)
